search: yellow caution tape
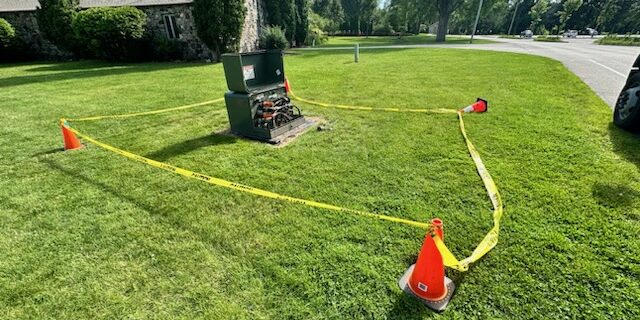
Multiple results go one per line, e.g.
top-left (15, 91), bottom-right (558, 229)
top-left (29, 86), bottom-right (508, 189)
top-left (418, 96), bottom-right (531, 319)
top-left (60, 92), bottom-right (503, 272)
top-left (59, 119), bottom-right (431, 230)
top-left (288, 90), bottom-right (503, 271)
top-left (67, 98), bottom-right (224, 122)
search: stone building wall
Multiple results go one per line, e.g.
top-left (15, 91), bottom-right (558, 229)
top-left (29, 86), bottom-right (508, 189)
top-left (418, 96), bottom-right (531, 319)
top-left (139, 4), bottom-right (211, 60)
top-left (0, 0), bottom-right (265, 61)
top-left (0, 11), bottom-right (69, 59)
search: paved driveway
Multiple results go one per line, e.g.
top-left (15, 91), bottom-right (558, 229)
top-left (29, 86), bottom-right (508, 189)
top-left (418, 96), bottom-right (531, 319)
top-left (469, 36), bottom-right (640, 108)
top-left (302, 36), bottom-right (640, 108)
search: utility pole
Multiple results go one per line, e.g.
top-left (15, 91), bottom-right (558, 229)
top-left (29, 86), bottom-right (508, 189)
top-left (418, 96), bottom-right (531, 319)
top-left (470, 0), bottom-right (484, 43)
top-left (508, 0), bottom-right (521, 35)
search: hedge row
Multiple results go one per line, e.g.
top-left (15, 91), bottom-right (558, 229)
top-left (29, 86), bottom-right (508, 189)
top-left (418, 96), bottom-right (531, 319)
top-left (1, 7), bottom-right (185, 62)
top-left (72, 6), bottom-right (155, 61)
top-left (73, 6), bottom-right (187, 61)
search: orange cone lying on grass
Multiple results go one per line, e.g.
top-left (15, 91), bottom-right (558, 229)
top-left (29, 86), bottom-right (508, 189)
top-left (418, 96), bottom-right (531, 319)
top-left (61, 122), bottom-right (83, 150)
top-left (461, 98), bottom-right (488, 113)
top-left (399, 218), bottom-right (455, 312)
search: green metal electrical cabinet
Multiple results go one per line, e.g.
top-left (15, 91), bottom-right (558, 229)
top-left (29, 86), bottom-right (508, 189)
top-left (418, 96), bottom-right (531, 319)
top-left (222, 51), bottom-right (305, 142)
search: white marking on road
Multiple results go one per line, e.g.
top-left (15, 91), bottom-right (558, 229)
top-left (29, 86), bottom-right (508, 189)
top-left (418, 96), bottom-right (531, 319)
top-left (590, 59), bottom-right (627, 78)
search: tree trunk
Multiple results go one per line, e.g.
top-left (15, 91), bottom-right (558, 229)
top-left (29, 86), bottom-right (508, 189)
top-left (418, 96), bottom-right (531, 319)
top-left (214, 43), bottom-right (221, 62)
top-left (436, 0), bottom-right (450, 42)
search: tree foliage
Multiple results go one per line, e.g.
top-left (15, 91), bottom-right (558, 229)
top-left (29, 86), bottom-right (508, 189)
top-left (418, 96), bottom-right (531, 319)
top-left (193, 0), bottom-right (245, 61)
top-left (266, 0), bottom-right (297, 42)
top-left (0, 18), bottom-right (16, 48)
top-left (529, 0), bottom-right (550, 34)
top-left (308, 0), bottom-right (640, 39)
top-left (295, 0), bottom-right (310, 44)
top-left (36, 0), bottom-right (79, 51)
top-left (557, 0), bottom-right (583, 33)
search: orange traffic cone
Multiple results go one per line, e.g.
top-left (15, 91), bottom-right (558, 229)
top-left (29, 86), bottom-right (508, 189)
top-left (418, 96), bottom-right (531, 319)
top-left (461, 98), bottom-right (488, 113)
top-left (399, 218), bottom-right (455, 312)
top-left (61, 123), bottom-right (83, 150)
top-left (284, 77), bottom-right (291, 93)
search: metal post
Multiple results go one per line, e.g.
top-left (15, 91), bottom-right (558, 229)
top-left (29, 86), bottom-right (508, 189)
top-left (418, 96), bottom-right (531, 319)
top-left (508, 0), bottom-right (520, 36)
top-left (355, 43), bottom-right (359, 63)
top-left (470, 0), bottom-right (484, 43)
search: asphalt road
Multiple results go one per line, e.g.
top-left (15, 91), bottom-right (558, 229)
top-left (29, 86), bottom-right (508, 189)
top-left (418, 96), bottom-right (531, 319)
top-left (468, 36), bottom-right (640, 108)
top-left (302, 36), bottom-right (640, 108)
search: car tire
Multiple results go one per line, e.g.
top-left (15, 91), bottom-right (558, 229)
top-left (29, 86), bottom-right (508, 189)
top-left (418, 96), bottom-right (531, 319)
top-left (613, 74), bottom-right (640, 131)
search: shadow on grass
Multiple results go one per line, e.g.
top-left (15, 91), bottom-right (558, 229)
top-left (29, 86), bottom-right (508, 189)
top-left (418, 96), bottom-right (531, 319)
top-left (24, 61), bottom-right (130, 72)
top-left (592, 182), bottom-right (639, 208)
top-left (144, 134), bottom-right (237, 161)
top-left (608, 122), bottom-right (640, 168)
top-left (40, 157), bottom-right (162, 216)
top-left (0, 61), bottom-right (205, 88)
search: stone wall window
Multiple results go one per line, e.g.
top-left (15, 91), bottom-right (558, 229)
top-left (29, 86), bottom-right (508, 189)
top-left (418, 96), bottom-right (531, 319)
top-left (163, 15), bottom-right (180, 39)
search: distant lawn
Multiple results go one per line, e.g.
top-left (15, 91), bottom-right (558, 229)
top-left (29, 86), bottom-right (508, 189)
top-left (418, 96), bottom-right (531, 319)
top-left (315, 34), bottom-right (494, 47)
top-left (1, 49), bottom-right (639, 319)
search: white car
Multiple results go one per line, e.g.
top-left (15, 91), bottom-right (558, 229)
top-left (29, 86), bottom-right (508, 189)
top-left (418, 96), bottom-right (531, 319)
top-left (563, 30), bottom-right (578, 38)
top-left (520, 30), bottom-right (533, 38)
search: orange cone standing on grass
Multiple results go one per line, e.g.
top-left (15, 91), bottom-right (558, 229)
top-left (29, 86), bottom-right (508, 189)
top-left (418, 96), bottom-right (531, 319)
top-left (61, 122), bottom-right (83, 150)
top-left (284, 77), bottom-right (291, 93)
top-left (399, 218), bottom-right (455, 312)
top-left (461, 98), bottom-right (488, 113)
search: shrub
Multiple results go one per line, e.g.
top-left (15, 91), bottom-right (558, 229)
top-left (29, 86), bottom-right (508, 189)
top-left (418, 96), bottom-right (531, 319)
top-left (0, 18), bottom-right (16, 48)
top-left (534, 35), bottom-right (564, 42)
top-left (260, 26), bottom-right (289, 50)
top-left (193, 0), bottom-right (245, 61)
top-left (305, 12), bottom-right (328, 46)
top-left (596, 34), bottom-right (640, 47)
top-left (72, 6), bottom-right (147, 61)
top-left (0, 18), bottom-right (27, 62)
top-left (265, 0), bottom-right (296, 43)
top-left (373, 23), bottom-right (394, 36)
top-left (305, 26), bottom-right (327, 46)
top-left (36, 0), bottom-right (79, 51)
top-left (151, 36), bottom-right (185, 61)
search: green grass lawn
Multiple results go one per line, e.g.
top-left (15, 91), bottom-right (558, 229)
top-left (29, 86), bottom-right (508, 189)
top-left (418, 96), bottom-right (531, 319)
top-left (1, 48), bottom-right (639, 319)
top-left (316, 34), bottom-right (493, 47)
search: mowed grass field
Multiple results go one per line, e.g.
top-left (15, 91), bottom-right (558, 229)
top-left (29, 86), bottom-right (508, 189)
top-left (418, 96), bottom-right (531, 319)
top-left (317, 34), bottom-right (494, 47)
top-left (1, 48), bottom-right (639, 319)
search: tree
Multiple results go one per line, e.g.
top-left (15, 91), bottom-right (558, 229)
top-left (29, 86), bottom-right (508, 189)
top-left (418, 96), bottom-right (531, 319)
top-left (435, 0), bottom-right (465, 42)
top-left (193, 0), bottom-right (245, 61)
top-left (295, 0), bottom-right (310, 44)
top-left (566, 0), bottom-right (601, 31)
top-left (312, 0), bottom-right (332, 16)
top-left (341, 0), bottom-right (360, 33)
top-left (266, 0), bottom-right (297, 43)
top-left (36, 0), bottom-right (79, 51)
top-left (529, 0), bottom-right (549, 34)
top-left (450, 0), bottom-right (509, 35)
top-left (311, 0), bottom-right (344, 33)
top-left (556, 0), bottom-right (583, 34)
top-left (624, 1), bottom-right (640, 32)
